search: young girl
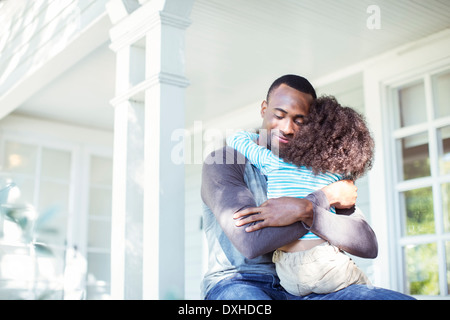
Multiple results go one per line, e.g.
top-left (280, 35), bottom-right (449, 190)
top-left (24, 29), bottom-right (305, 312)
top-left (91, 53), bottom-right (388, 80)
top-left (226, 95), bottom-right (375, 296)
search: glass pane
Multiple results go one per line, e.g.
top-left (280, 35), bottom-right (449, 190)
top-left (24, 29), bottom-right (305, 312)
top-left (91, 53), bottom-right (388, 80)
top-left (443, 183), bottom-right (450, 233)
top-left (398, 82), bottom-right (427, 128)
top-left (404, 243), bottom-right (439, 295)
top-left (401, 187), bottom-right (435, 236)
top-left (438, 126), bottom-right (450, 175)
top-left (5, 176), bottom-right (35, 204)
top-left (88, 219), bottom-right (111, 249)
top-left (0, 244), bottom-right (65, 300)
top-left (86, 253), bottom-right (111, 300)
top-left (35, 181), bottom-right (69, 246)
top-left (90, 156), bottom-right (112, 185)
top-left (86, 283), bottom-right (111, 300)
top-left (434, 72), bottom-right (450, 118)
top-left (3, 141), bottom-right (38, 175)
top-left (36, 247), bottom-right (65, 284)
top-left (41, 148), bottom-right (71, 180)
top-left (0, 246), bottom-right (34, 299)
top-left (399, 132), bottom-right (430, 180)
top-left (87, 252), bottom-right (110, 284)
top-left (89, 188), bottom-right (112, 217)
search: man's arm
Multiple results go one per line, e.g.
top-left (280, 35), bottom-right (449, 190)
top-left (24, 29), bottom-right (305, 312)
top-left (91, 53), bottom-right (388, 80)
top-left (234, 188), bottom-right (378, 259)
top-left (304, 190), bottom-right (378, 258)
top-left (201, 147), bottom-right (310, 259)
top-left (202, 146), bottom-right (378, 259)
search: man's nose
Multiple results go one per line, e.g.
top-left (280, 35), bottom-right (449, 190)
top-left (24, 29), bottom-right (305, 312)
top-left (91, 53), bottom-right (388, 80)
top-left (281, 120), bottom-right (295, 136)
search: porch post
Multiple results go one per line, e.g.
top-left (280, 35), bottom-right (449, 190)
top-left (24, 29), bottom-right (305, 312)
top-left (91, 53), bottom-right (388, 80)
top-left (141, 3), bottom-right (194, 300)
top-left (107, 0), bottom-right (193, 299)
top-left (109, 43), bottom-right (146, 299)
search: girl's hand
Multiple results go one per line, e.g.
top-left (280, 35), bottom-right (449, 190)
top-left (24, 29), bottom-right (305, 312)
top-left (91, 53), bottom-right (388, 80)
top-left (322, 180), bottom-right (357, 209)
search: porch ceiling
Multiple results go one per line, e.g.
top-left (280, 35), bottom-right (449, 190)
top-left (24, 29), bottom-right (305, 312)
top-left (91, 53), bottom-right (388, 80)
top-left (185, 0), bottom-right (450, 126)
top-left (15, 0), bottom-right (450, 131)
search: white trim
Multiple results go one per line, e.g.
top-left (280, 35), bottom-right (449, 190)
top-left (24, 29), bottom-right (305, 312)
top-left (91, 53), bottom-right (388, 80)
top-left (110, 72), bottom-right (190, 106)
top-left (108, 2), bottom-right (191, 52)
top-left (365, 74), bottom-right (395, 289)
top-left (364, 30), bottom-right (450, 292)
top-left (0, 114), bottom-right (113, 147)
top-left (314, 29), bottom-right (450, 89)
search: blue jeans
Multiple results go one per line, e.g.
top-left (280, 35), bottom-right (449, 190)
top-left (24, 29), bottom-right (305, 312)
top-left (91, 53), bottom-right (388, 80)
top-left (205, 273), bottom-right (415, 300)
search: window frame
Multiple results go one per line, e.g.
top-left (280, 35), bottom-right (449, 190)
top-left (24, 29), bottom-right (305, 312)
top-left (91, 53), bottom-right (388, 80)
top-left (0, 116), bottom-right (113, 299)
top-left (82, 146), bottom-right (113, 299)
top-left (385, 67), bottom-right (450, 298)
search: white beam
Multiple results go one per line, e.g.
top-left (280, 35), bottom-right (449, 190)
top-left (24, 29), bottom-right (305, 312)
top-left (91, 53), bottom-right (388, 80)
top-left (107, 0), bottom-right (194, 300)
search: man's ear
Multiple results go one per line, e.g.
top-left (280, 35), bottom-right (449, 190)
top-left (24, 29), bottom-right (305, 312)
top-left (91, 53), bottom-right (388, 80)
top-left (260, 100), bottom-right (268, 118)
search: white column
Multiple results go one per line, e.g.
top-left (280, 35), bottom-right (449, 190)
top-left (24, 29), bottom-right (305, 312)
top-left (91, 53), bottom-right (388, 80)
top-left (142, 7), bottom-right (192, 301)
top-left (110, 43), bottom-right (146, 300)
top-left (107, 0), bottom-right (193, 300)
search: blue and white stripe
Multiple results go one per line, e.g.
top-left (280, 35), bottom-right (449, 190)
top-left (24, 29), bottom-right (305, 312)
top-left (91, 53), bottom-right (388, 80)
top-left (227, 131), bottom-right (341, 240)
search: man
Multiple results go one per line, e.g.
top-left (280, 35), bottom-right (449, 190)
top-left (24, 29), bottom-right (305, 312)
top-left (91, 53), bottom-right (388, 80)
top-left (200, 74), bottom-right (413, 300)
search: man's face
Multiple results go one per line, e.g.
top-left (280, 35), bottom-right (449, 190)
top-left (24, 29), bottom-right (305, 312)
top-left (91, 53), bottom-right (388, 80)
top-left (260, 84), bottom-right (313, 154)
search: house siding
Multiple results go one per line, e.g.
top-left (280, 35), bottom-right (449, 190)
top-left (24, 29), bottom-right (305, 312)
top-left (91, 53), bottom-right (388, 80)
top-left (0, 0), bottom-right (108, 96)
top-left (0, 0), bottom-right (111, 122)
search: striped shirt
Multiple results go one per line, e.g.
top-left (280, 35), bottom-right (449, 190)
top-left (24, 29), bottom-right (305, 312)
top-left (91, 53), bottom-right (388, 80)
top-left (226, 131), bottom-right (342, 240)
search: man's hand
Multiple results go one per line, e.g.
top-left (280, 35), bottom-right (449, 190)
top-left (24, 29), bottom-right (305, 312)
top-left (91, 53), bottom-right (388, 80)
top-left (322, 180), bottom-right (357, 209)
top-left (233, 197), bottom-right (313, 232)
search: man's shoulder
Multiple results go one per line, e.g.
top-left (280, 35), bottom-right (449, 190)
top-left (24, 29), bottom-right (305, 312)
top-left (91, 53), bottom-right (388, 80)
top-left (202, 147), bottom-right (251, 185)
top-left (204, 146), bottom-right (247, 166)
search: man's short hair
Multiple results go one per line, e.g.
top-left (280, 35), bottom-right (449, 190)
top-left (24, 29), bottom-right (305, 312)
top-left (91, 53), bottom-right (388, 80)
top-left (266, 74), bottom-right (317, 101)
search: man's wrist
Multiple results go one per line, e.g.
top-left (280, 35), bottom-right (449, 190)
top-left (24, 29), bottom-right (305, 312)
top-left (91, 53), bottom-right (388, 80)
top-left (297, 197), bottom-right (314, 227)
top-left (305, 190), bottom-right (330, 210)
top-left (303, 189), bottom-right (333, 229)
top-left (320, 184), bottom-right (337, 208)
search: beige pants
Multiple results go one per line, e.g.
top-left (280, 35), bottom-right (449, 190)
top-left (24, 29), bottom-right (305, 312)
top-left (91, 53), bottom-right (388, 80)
top-left (272, 242), bottom-right (371, 296)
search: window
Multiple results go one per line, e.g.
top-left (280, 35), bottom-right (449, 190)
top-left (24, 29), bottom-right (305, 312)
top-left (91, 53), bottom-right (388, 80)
top-left (85, 155), bottom-right (112, 300)
top-left (0, 135), bottom-right (113, 300)
top-left (390, 70), bottom-right (450, 297)
top-left (0, 140), bottom-right (72, 299)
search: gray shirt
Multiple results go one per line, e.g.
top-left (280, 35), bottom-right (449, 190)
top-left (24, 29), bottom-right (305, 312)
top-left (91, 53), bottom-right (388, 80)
top-left (200, 146), bottom-right (378, 298)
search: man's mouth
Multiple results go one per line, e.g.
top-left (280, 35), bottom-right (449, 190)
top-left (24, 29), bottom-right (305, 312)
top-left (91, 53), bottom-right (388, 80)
top-left (274, 134), bottom-right (290, 144)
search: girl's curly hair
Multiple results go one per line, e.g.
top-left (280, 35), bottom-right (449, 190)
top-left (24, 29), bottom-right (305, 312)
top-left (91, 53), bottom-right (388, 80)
top-left (282, 95), bottom-right (375, 180)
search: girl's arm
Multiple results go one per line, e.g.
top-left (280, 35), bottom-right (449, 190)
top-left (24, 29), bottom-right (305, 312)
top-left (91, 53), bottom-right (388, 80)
top-left (226, 131), bottom-right (274, 172)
